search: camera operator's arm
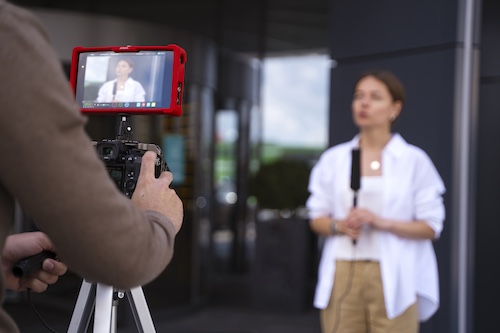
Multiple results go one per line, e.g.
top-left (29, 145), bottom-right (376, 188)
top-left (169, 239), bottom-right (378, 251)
top-left (0, 3), bottom-right (184, 291)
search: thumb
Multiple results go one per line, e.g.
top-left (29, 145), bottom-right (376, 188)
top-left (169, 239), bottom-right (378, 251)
top-left (139, 151), bottom-right (157, 180)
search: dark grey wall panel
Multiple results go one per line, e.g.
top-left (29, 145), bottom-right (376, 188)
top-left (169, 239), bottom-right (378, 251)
top-left (474, 1), bottom-right (500, 332)
top-left (328, 49), bottom-right (456, 333)
top-left (475, 0), bottom-right (500, 327)
top-left (330, 0), bottom-right (459, 60)
top-left (218, 51), bottom-right (261, 103)
top-left (479, 0), bottom-right (500, 78)
top-left (474, 79), bottom-right (500, 333)
top-left (329, 50), bottom-right (455, 169)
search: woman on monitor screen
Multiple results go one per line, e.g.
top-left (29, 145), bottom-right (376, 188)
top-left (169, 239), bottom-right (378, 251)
top-left (96, 58), bottom-right (146, 103)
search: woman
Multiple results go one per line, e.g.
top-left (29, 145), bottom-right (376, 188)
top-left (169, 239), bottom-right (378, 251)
top-left (306, 70), bottom-right (445, 333)
top-left (96, 58), bottom-right (146, 103)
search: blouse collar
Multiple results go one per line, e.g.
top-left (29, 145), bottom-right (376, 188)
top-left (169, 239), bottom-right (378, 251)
top-left (349, 132), bottom-right (407, 159)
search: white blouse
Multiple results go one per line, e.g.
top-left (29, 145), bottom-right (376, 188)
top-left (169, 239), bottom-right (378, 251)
top-left (96, 77), bottom-right (146, 103)
top-left (307, 133), bottom-right (446, 321)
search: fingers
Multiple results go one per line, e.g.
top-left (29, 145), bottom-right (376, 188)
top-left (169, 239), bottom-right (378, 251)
top-left (35, 232), bottom-right (57, 253)
top-left (139, 151), bottom-right (174, 185)
top-left (342, 225), bottom-right (359, 240)
top-left (349, 228), bottom-right (360, 240)
top-left (158, 169), bottom-right (174, 183)
top-left (132, 151), bottom-right (183, 233)
top-left (20, 259), bottom-right (67, 293)
top-left (42, 258), bottom-right (67, 277)
top-left (346, 208), bottom-right (372, 228)
top-left (342, 217), bottom-right (360, 240)
top-left (22, 278), bottom-right (50, 293)
top-left (20, 273), bottom-right (58, 293)
top-left (139, 151), bottom-right (157, 181)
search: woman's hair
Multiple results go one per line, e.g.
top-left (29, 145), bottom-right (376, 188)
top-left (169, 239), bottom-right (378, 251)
top-left (354, 70), bottom-right (405, 105)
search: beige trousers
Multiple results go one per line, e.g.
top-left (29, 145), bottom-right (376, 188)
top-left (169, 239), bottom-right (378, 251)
top-left (320, 261), bottom-right (418, 333)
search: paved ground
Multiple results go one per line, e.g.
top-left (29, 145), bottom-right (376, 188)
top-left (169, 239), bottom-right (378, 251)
top-left (4, 274), bottom-right (321, 333)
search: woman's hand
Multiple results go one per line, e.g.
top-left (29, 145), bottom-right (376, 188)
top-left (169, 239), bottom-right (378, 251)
top-left (345, 208), bottom-right (436, 240)
top-left (344, 208), bottom-right (389, 240)
top-left (2, 232), bottom-right (67, 292)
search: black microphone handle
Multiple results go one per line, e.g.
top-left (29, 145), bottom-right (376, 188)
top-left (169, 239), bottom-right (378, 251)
top-left (12, 251), bottom-right (57, 278)
top-left (351, 148), bottom-right (361, 192)
top-left (351, 148), bottom-right (361, 245)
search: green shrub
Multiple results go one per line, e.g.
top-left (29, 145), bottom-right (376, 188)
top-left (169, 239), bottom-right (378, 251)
top-left (249, 159), bottom-right (311, 210)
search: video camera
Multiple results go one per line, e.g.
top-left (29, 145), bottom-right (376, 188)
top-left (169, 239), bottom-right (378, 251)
top-left (91, 116), bottom-right (167, 198)
top-left (70, 44), bottom-right (186, 197)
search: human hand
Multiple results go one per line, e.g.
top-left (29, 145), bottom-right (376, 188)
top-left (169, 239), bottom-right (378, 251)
top-left (2, 232), bottom-right (67, 292)
top-left (345, 208), bottom-right (387, 237)
top-left (338, 219), bottom-right (361, 240)
top-left (132, 151), bottom-right (184, 233)
top-left (344, 208), bottom-right (377, 240)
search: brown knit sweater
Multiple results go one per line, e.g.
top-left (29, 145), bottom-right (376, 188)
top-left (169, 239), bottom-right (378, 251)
top-left (0, 1), bottom-right (176, 331)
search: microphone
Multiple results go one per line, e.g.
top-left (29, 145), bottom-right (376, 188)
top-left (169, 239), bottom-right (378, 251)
top-left (112, 81), bottom-right (117, 100)
top-left (351, 148), bottom-right (361, 205)
top-left (12, 251), bottom-right (57, 278)
top-left (350, 148), bottom-right (361, 244)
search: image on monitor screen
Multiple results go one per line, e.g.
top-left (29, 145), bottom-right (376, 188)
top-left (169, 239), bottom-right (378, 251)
top-left (74, 50), bottom-right (174, 111)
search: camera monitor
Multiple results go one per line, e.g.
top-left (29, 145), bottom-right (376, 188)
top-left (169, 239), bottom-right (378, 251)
top-left (70, 44), bottom-right (186, 116)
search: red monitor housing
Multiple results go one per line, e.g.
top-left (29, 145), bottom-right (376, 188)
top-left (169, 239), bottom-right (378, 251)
top-left (70, 44), bottom-right (186, 116)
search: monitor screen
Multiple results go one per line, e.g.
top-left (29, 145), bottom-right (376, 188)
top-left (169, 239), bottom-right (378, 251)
top-left (70, 45), bottom-right (186, 116)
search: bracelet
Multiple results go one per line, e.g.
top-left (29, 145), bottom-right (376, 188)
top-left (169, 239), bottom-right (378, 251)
top-left (329, 219), bottom-right (338, 234)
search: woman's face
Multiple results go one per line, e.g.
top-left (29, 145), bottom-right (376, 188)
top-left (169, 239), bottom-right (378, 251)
top-left (115, 60), bottom-right (133, 78)
top-left (351, 76), bottom-right (401, 130)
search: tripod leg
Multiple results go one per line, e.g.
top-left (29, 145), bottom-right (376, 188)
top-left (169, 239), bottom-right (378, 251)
top-left (67, 280), bottom-right (96, 333)
top-left (93, 284), bottom-right (114, 332)
top-left (126, 287), bottom-right (156, 333)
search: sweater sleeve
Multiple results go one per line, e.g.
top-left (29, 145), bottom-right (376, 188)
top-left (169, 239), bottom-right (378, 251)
top-left (0, 2), bottom-right (176, 289)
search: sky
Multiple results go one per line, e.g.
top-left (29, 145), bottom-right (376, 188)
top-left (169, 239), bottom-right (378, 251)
top-left (261, 54), bottom-right (331, 148)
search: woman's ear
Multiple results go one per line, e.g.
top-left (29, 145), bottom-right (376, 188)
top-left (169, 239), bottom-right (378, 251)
top-left (391, 100), bottom-right (402, 119)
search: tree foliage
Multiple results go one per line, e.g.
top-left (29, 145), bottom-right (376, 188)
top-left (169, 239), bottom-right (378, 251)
top-left (249, 159), bottom-right (311, 210)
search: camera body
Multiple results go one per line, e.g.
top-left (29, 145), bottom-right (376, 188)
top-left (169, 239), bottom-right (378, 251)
top-left (93, 139), bottom-right (168, 198)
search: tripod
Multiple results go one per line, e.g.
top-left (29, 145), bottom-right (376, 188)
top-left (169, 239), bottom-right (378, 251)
top-left (67, 279), bottom-right (156, 333)
top-left (67, 115), bottom-right (162, 332)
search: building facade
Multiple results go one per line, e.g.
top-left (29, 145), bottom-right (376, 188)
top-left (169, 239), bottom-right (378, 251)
top-left (9, 0), bottom-right (499, 332)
